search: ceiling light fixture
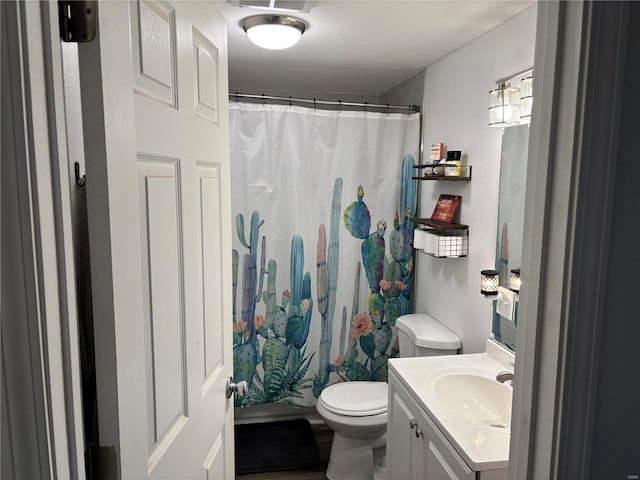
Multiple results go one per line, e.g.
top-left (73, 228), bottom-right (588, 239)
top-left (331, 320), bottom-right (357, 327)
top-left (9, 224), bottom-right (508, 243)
top-left (241, 15), bottom-right (307, 50)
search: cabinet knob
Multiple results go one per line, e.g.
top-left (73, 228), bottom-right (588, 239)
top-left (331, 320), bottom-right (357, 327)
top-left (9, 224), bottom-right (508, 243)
top-left (415, 428), bottom-right (424, 438)
top-left (409, 419), bottom-right (417, 430)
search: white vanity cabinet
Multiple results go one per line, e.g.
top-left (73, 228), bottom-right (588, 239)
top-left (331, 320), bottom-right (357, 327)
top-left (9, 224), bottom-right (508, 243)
top-left (387, 370), bottom-right (508, 480)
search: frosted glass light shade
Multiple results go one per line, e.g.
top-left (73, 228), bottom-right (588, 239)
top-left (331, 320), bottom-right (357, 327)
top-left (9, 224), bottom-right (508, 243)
top-left (509, 268), bottom-right (521, 293)
top-left (481, 270), bottom-right (500, 295)
top-left (520, 76), bottom-right (533, 124)
top-left (247, 24), bottom-right (301, 49)
top-left (242, 15), bottom-right (306, 50)
top-left (489, 82), bottom-right (520, 127)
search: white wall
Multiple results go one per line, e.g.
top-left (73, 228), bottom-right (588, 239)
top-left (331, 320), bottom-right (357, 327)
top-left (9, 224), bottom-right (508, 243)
top-left (415, 6), bottom-right (537, 353)
top-left (379, 69), bottom-right (425, 108)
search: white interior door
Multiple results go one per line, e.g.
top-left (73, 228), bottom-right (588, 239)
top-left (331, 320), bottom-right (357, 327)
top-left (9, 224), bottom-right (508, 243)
top-left (78, 1), bottom-right (234, 477)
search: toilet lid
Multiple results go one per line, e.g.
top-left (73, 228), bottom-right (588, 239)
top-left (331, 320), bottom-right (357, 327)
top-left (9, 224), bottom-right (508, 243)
top-left (320, 381), bottom-right (388, 416)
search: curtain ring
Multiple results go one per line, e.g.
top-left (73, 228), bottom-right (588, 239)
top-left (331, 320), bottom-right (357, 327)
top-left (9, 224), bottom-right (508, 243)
top-left (385, 103), bottom-right (390, 115)
top-left (363, 101), bottom-right (368, 113)
top-left (234, 92), bottom-right (239, 104)
top-left (289, 96), bottom-right (292, 107)
top-left (261, 93), bottom-right (265, 106)
top-left (338, 100), bottom-right (342, 111)
top-left (313, 97), bottom-right (316, 111)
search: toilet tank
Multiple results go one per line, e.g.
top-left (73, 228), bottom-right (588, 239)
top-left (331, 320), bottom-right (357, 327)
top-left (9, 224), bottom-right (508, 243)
top-left (396, 314), bottom-right (460, 357)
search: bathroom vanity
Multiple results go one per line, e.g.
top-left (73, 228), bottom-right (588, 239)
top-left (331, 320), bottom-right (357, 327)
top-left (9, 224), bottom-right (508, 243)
top-left (387, 340), bottom-right (513, 480)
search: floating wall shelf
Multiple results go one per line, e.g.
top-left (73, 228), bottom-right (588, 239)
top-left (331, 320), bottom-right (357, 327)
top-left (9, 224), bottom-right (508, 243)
top-left (412, 175), bottom-right (472, 182)
top-left (412, 164), bottom-right (472, 181)
top-left (410, 218), bottom-right (468, 231)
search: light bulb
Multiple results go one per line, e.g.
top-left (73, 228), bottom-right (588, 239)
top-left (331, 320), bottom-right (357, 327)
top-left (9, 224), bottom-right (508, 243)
top-left (247, 24), bottom-right (302, 50)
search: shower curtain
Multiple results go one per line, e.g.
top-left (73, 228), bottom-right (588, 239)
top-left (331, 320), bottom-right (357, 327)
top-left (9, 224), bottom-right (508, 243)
top-left (230, 103), bottom-right (420, 408)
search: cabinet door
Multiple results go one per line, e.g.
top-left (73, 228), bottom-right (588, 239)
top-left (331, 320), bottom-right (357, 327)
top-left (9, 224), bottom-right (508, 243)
top-left (387, 390), bottom-right (418, 480)
top-left (420, 410), bottom-right (475, 480)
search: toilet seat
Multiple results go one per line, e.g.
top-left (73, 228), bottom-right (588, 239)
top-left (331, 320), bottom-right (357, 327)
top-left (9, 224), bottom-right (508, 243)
top-left (319, 381), bottom-right (388, 416)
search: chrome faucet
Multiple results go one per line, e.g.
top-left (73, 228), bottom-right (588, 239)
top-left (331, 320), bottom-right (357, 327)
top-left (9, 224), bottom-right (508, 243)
top-left (496, 371), bottom-right (514, 384)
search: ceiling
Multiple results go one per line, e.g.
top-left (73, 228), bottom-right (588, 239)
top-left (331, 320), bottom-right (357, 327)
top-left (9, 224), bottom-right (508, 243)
top-left (217, 0), bottom-right (535, 96)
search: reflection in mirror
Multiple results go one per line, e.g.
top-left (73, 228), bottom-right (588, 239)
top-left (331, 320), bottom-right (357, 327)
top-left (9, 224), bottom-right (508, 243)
top-left (492, 124), bottom-right (529, 351)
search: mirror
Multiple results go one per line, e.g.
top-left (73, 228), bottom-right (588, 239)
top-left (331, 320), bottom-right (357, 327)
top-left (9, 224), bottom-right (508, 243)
top-left (492, 124), bottom-right (529, 351)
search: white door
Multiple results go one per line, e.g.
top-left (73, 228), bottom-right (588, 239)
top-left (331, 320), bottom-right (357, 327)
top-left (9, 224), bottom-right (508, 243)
top-left (77, 1), bottom-right (234, 478)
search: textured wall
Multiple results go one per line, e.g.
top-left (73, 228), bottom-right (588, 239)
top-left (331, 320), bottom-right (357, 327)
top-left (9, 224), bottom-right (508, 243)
top-left (415, 6), bottom-right (537, 353)
top-left (379, 70), bottom-right (425, 111)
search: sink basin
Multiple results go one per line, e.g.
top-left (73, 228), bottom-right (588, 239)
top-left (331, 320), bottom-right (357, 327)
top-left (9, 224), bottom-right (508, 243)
top-left (390, 342), bottom-right (516, 470)
top-left (431, 373), bottom-right (512, 429)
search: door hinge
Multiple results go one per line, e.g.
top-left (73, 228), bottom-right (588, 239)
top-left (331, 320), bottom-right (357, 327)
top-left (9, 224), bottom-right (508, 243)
top-left (58, 1), bottom-right (96, 43)
top-left (86, 445), bottom-right (117, 480)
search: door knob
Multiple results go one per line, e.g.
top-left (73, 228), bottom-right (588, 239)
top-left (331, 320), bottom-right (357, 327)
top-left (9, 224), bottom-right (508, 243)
top-left (226, 377), bottom-right (248, 399)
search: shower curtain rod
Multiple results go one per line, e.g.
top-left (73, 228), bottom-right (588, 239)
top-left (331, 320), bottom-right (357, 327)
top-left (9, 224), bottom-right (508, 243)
top-left (229, 92), bottom-right (421, 113)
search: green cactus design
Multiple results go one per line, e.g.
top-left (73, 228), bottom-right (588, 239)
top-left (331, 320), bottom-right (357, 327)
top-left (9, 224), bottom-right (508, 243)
top-left (372, 354), bottom-right (389, 382)
top-left (237, 347), bottom-right (315, 408)
top-left (234, 341), bottom-right (257, 386)
top-left (368, 292), bottom-right (384, 318)
top-left (272, 307), bottom-right (288, 338)
top-left (233, 154), bottom-right (417, 407)
top-left (373, 325), bottom-right (393, 354)
top-left (390, 209), bottom-right (413, 263)
top-left (400, 155), bottom-right (417, 231)
top-left (336, 155), bottom-right (417, 388)
top-left (236, 254), bottom-right (259, 385)
top-left (362, 220), bottom-right (387, 292)
top-left (314, 178), bottom-right (342, 394)
top-left (317, 225), bottom-right (328, 314)
top-left (343, 185), bottom-right (371, 239)
top-left (232, 249), bottom-right (239, 324)
top-left (347, 261), bottom-right (361, 349)
top-left (233, 221), bottom-right (317, 407)
top-left (262, 336), bottom-right (287, 398)
top-left (346, 361), bottom-right (371, 381)
top-left (384, 298), bottom-right (400, 327)
top-left (261, 260), bottom-right (277, 338)
top-left (339, 306), bottom-right (348, 357)
top-left (233, 211), bottom-right (267, 388)
top-left (284, 235), bottom-right (313, 371)
top-left (359, 333), bottom-right (376, 359)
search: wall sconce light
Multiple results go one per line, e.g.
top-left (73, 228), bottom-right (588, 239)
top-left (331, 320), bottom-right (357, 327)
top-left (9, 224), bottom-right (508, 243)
top-left (519, 76), bottom-right (533, 124)
top-left (481, 270), bottom-right (500, 296)
top-left (241, 15), bottom-right (307, 50)
top-left (509, 268), bottom-right (521, 293)
top-left (488, 82), bottom-right (520, 127)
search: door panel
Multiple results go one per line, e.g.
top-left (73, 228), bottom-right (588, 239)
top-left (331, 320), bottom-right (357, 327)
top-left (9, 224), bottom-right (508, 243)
top-left (204, 432), bottom-right (226, 480)
top-left (199, 165), bottom-right (225, 387)
top-left (132, 0), bottom-right (177, 106)
top-left (137, 159), bottom-right (188, 451)
top-left (193, 31), bottom-right (220, 123)
top-left (79, 1), bottom-right (233, 477)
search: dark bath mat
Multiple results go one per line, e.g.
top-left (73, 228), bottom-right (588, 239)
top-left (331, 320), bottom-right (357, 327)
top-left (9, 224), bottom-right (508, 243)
top-left (235, 418), bottom-right (320, 475)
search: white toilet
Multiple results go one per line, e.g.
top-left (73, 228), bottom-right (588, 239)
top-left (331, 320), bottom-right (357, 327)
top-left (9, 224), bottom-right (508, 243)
top-left (317, 313), bottom-right (461, 480)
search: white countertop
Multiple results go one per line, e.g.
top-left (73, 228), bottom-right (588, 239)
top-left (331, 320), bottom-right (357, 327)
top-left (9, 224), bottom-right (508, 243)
top-left (388, 340), bottom-right (514, 471)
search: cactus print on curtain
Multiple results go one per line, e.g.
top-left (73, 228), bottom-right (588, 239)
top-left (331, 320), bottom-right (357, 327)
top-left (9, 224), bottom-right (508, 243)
top-left (230, 103), bottom-right (420, 407)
